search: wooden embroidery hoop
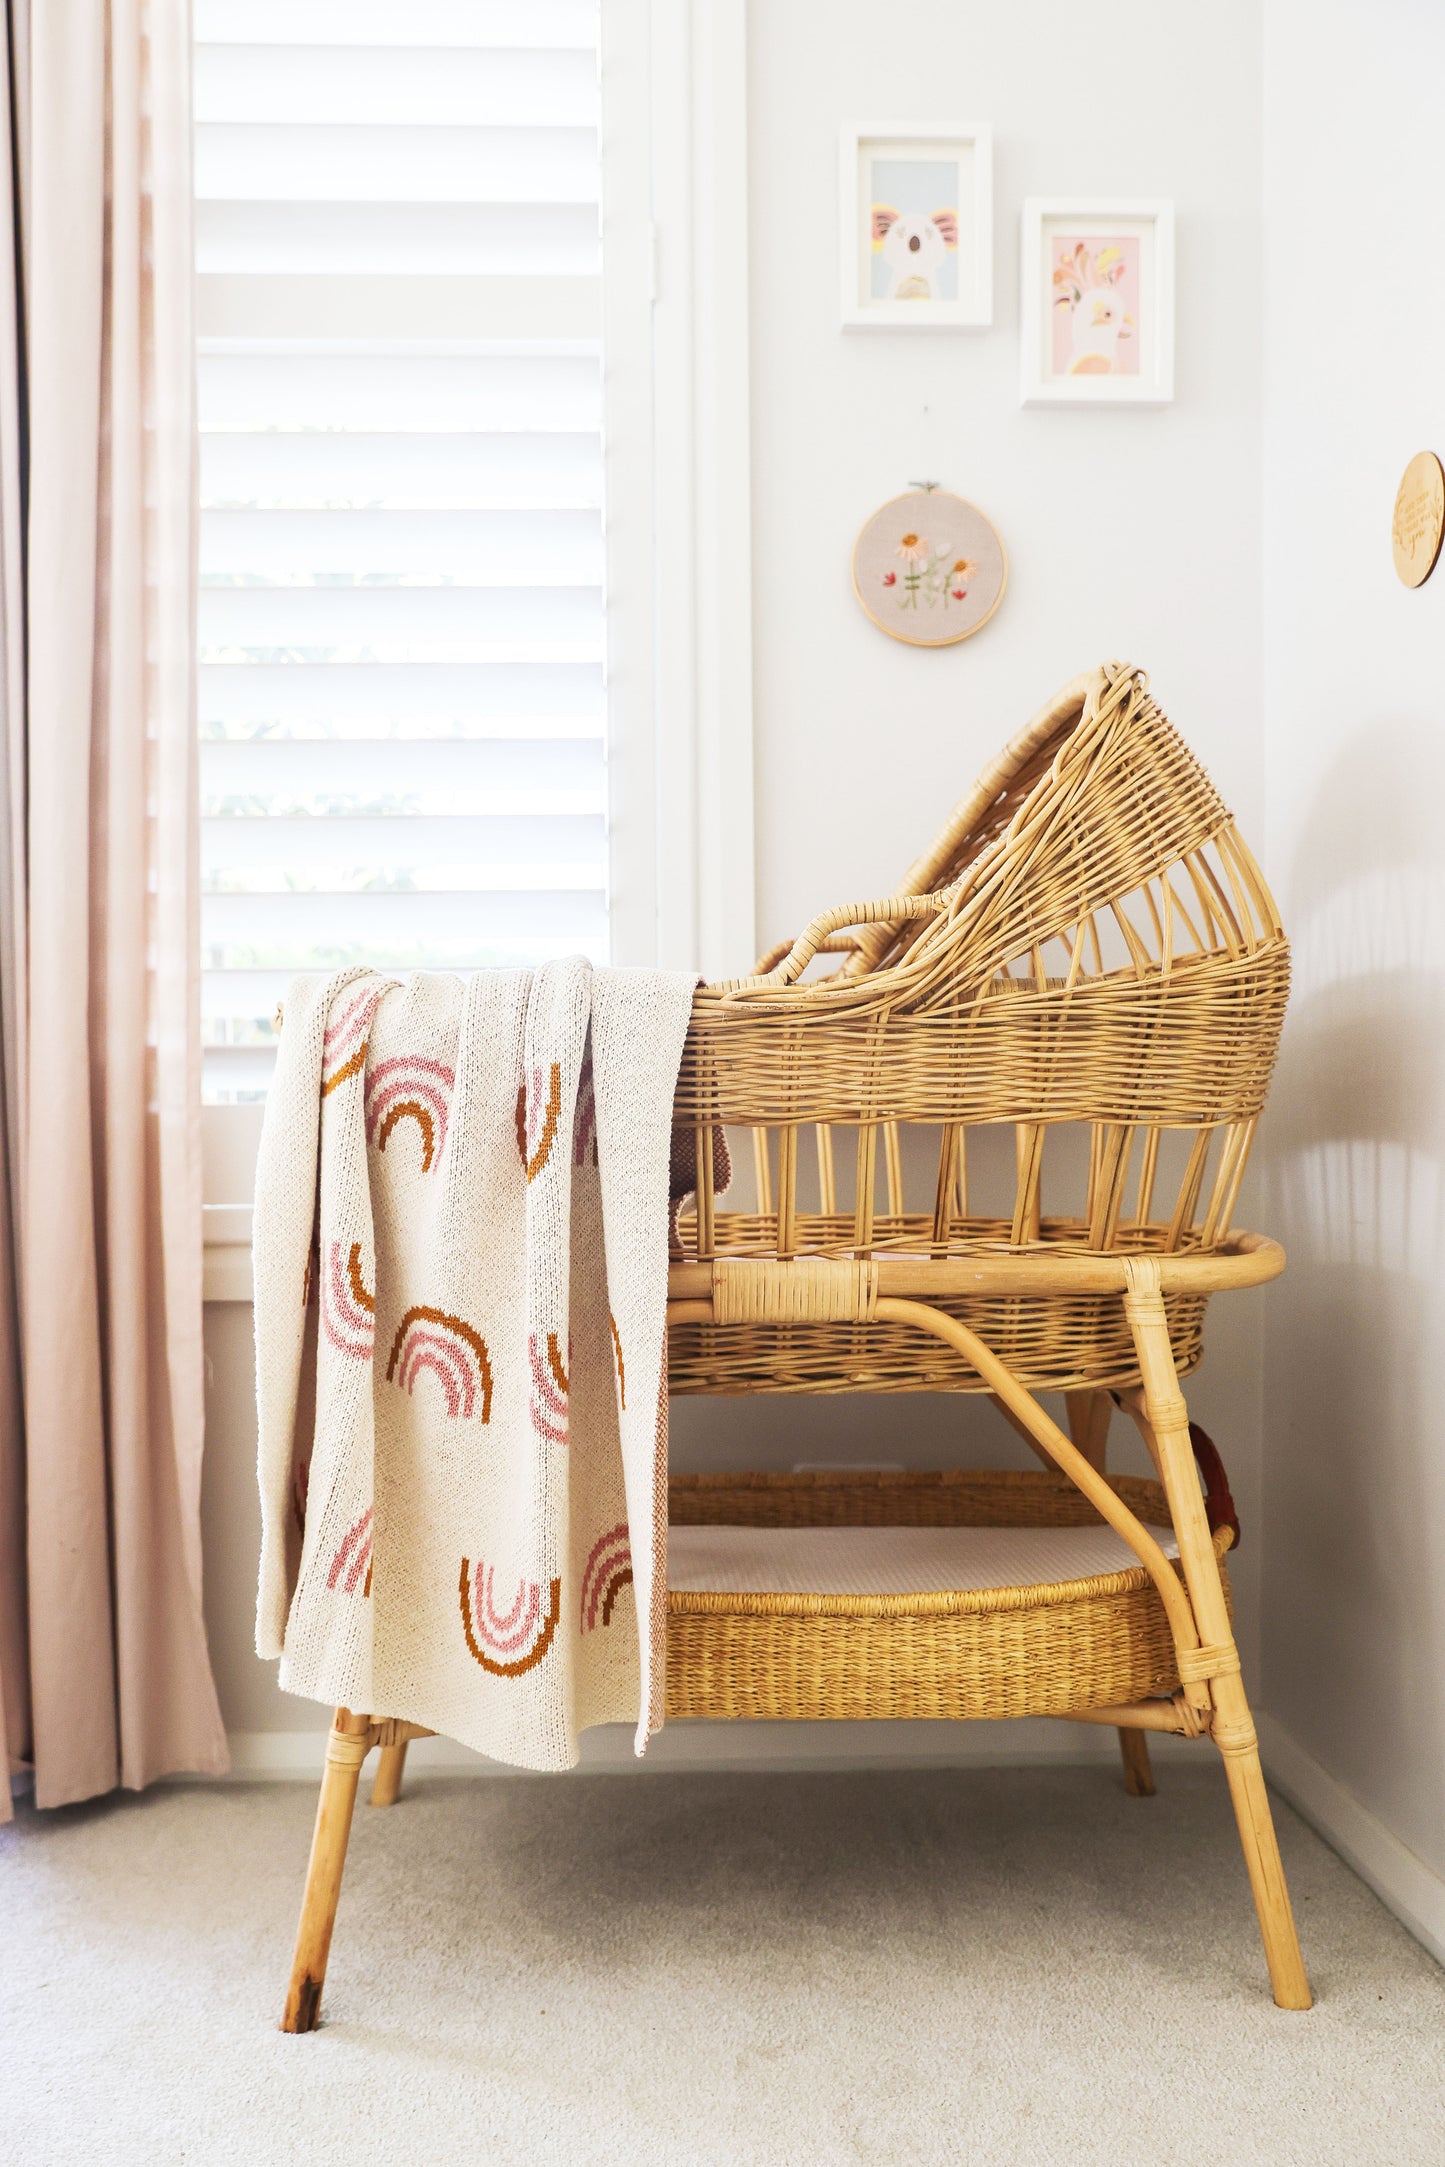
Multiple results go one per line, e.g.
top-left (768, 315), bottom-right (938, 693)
top-left (852, 483), bottom-right (1008, 647)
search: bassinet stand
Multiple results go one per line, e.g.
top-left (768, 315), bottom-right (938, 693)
top-left (276, 664), bottom-right (1313, 2026)
top-left (281, 1237), bottom-right (1309, 2030)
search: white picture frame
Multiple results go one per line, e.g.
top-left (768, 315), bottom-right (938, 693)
top-left (1020, 198), bottom-right (1174, 405)
top-left (840, 123), bottom-right (993, 329)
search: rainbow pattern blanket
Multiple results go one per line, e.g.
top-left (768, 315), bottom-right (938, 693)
top-left (253, 964), bottom-right (695, 1768)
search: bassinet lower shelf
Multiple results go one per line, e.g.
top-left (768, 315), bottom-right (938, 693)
top-left (663, 1470), bottom-right (1231, 1725)
top-left (670, 1517), bottom-right (1182, 1596)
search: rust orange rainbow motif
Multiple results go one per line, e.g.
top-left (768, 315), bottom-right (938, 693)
top-left (581, 1523), bottom-right (632, 1633)
top-left (387, 1305), bottom-right (493, 1420)
top-left (515, 1062), bottom-right (562, 1182)
top-left (320, 982), bottom-right (383, 1097)
top-left (458, 1560), bottom-right (560, 1676)
top-left (365, 1053), bottom-right (455, 1172)
top-left (328, 1507), bottom-right (374, 1598)
top-left (322, 1240), bottom-right (374, 1360)
top-left (528, 1331), bottom-right (569, 1445)
top-left (609, 1314), bottom-right (625, 1409)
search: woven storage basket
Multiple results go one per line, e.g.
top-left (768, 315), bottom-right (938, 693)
top-left (665, 1470), bottom-right (1233, 1723)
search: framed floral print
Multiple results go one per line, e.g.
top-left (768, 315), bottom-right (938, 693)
top-left (1020, 199), bottom-right (1174, 405)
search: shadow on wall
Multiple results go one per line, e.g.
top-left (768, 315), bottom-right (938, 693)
top-left (1264, 720), bottom-right (1445, 1864)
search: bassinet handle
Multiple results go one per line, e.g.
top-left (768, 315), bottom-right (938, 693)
top-left (721, 893), bottom-right (948, 1002)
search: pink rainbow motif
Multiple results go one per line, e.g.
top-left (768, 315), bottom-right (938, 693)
top-left (322, 1240), bottom-right (375, 1360)
top-left (459, 1558), bottom-right (561, 1677)
top-left (387, 1305), bottom-right (492, 1421)
top-left (327, 1507), bottom-right (374, 1597)
top-left (572, 1053), bottom-right (596, 1167)
top-left (365, 1053), bottom-right (456, 1173)
top-left (528, 1331), bottom-right (569, 1445)
top-left (321, 982), bottom-right (383, 1098)
top-left (580, 1523), bottom-right (632, 1633)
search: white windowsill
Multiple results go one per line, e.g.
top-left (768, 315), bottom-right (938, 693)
top-left (204, 1203), bottom-right (254, 1304)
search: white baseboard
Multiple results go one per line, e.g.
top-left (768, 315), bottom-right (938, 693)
top-left (1258, 1712), bottom-right (1445, 1968)
top-left (221, 1717), bottom-right (1202, 1783)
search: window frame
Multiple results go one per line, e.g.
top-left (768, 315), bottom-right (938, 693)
top-left (202, 0), bottom-right (756, 1282)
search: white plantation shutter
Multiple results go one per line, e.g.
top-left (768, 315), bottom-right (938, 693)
top-left (195, 0), bottom-right (606, 1099)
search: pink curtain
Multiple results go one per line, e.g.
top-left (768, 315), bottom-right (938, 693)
top-left (0, 0), bottom-right (228, 1816)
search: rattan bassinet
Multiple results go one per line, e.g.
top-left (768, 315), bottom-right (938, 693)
top-left (280, 663), bottom-right (1311, 2026)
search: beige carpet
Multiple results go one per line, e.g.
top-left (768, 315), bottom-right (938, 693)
top-left (3, 1761), bottom-right (1442, 2165)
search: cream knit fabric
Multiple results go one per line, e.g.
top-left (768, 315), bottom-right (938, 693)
top-left (253, 963), bottom-right (695, 1768)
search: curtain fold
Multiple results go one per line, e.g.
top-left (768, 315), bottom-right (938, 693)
top-left (0, 0), bottom-right (227, 1818)
top-left (0, 2), bottom-right (27, 1819)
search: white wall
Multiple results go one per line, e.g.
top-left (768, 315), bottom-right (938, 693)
top-left (747, 0), bottom-right (1265, 939)
top-left (1260, 0), bottom-right (1445, 1917)
top-left (735, 0), bottom-right (1268, 1643)
top-left (204, 0), bottom-right (1276, 1755)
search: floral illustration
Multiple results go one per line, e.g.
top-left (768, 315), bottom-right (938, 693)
top-left (886, 534), bottom-right (978, 612)
top-left (1051, 236), bottom-right (1139, 377)
top-left (853, 486), bottom-right (1003, 648)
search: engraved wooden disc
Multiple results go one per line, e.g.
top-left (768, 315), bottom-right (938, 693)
top-left (1391, 450), bottom-right (1445, 588)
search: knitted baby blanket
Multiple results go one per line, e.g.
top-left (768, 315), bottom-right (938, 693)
top-left (253, 962), bottom-right (695, 1768)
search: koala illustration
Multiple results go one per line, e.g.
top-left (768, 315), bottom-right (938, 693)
top-left (871, 204), bottom-right (959, 302)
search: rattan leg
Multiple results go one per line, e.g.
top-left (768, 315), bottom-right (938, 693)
top-left (1065, 1389), bottom-right (1111, 1471)
top-left (1214, 1712), bottom-right (1313, 2006)
top-left (370, 1741), bottom-right (409, 1808)
top-left (1122, 1263), bottom-right (1312, 2010)
top-left (281, 1707), bottom-right (372, 2033)
top-left (1117, 1727), bottom-right (1156, 1796)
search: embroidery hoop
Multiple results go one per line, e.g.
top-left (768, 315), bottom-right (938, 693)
top-left (851, 483), bottom-right (1007, 647)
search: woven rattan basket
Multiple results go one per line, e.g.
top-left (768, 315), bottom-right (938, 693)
top-left (668, 661), bottom-right (1287, 1400)
top-left (665, 1469), bottom-right (1233, 1722)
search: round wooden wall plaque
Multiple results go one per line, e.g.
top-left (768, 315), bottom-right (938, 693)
top-left (1391, 450), bottom-right (1445, 588)
top-left (852, 488), bottom-right (1007, 646)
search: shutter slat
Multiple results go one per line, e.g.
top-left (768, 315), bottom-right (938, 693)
top-left (199, 662), bottom-right (604, 730)
top-left (198, 585), bottom-right (603, 655)
top-left (201, 889), bottom-right (607, 944)
top-left (200, 431), bottom-right (602, 510)
top-left (199, 509), bottom-right (603, 581)
top-left (198, 273), bottom-right (601, 342)
top-left (198, 351), bottom-right (601, 433)
top-left (201, 735), bottom-right (604, 807)
top-left (197, 202), bottom-right (599, 279)
top-left (196, 2), bottom-right (599, 48)
top-left (196, 125), bottom-right (599, 205)
top-left (194, 47), bottom-right (600, 128)
top-left (202, 814), bottom-right (604, 879)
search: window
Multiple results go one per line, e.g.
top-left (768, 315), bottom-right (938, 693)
top-left (195, 0), bottom-right (606, 1100)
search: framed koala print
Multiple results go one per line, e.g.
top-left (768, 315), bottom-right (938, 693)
top-left (840, 124), bottom-right (993, 328)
